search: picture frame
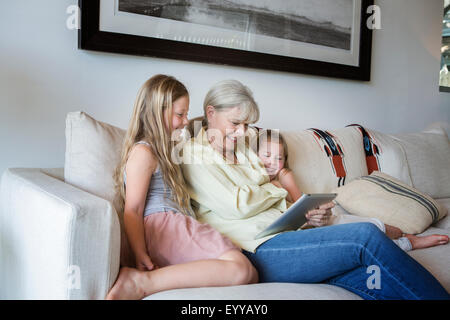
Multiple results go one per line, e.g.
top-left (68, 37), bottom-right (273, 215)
top-left (79, 0), bottom-right (374, 81)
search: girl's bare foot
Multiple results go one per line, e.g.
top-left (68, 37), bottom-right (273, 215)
top-left (405, 234), bottom-right (449, 250)
top-left (106, 267), bottom-right (146, 300)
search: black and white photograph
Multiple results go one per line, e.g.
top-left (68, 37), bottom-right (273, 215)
top-left (118, 0), bottom-right (353, 51)
top-left (80, 0), bottom-right (373, 80)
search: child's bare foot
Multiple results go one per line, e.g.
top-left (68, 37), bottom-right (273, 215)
top-left (405, 234), bottom-right (449, 250)
top-left (106, 267), bottom-right (146, 300)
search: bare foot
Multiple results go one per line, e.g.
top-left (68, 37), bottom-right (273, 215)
top-left (385, 224), bottom-right (403, 239)
top-left (106, 267), bottom-right (146, 300)
top-left (405, 234), bottom-right (450, 250)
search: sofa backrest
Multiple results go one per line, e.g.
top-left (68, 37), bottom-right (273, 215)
top-left (64, 112), bottom-right (133, 267)
top-left (282, 123), bottom-right (450, 199)
top-left (64, 111), bottom-right (126, 213)
top-left (63, 112), bottom-right (450, 234)
top-left (389, 124), bottom-right (450, 199)
top-left (281, 127), bottom-right (368, 194)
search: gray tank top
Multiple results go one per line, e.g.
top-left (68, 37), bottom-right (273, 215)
top-left (124, 141), bottom-right (181, 217)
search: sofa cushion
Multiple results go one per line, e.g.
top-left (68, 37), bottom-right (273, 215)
top-left (64, 111), bottom-right (125, 210)
top-left (390, 124), bottom-right (450, 199)
top-left (346, 124), bottom-right (413, 186)
top-left (281, 127), bottom-right (368, 193)
top-left (409, 227), bottom-right (450, 293)
top-left (144, 282), bottom-right (361, 300)
top-left (64, 111), bottom-right (133, 266)
top-left (333, 171), bottom-right (448, 234)
top-left (434, 198), bottom-right (450, 230)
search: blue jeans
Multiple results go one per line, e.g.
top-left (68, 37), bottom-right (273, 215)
top-left (243, 223), bottom-right (449, 300)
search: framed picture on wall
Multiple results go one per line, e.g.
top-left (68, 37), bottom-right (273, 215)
top-left (79, 0), bottom-right (374, 81)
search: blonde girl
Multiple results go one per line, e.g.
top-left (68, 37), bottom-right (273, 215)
top-left (253, 129), bottom-right (302, 203)
top-left (106, 75), bottom-right (258, 300)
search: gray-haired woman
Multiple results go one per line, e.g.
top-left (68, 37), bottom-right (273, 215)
top-left (181, 79), bottom-right (449, 300)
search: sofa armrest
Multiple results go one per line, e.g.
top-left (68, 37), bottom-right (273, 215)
top-left (0, 168), bottom-right (120, 299)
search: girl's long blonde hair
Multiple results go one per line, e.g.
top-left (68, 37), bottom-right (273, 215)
top-left (113, 74), bottom-right (193, 216)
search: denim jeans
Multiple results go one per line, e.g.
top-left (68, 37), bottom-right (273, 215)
top-left (243, 223), bottom-right (449, 300)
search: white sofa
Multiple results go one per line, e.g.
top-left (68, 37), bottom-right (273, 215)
top-left (1, 112), bottom-right (449, 300)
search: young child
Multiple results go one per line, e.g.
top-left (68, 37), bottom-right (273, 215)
top-left (254, 129), bottom-right (449, 252)
top-left (106, 75), bottom-right (258, 300)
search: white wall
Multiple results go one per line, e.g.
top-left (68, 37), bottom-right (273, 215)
top-left (0, 0), bottom-right (449, 176)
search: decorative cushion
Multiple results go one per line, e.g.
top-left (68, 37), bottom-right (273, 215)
top-left (64, 111), bottom-right (125, 208)
top-left (333, 171), bottom-right (448, 234)
top-left (389, 124), bottom-right (450, 199)
top-left (281, 127), bottom-right (368, 193)
top-left (64, 111), bottom-right (133, 266)
top-left (346, 124), bottom-right (413, 186)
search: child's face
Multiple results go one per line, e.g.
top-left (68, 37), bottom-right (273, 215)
top-left (164, 95), bottom-right (190, 136)
top-left (258, 140), bottom-right (285, 178)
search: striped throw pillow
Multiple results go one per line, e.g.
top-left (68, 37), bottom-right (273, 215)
top-left (333, 171), bottom-right (447, 234)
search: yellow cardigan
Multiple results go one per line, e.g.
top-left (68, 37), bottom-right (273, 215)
top-left (181, 127), bottom-right (289, 252)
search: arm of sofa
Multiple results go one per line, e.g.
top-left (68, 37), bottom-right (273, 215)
top-left (0, 168), bottom-right (120, 299)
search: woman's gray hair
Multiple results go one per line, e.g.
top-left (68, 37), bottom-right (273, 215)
top-left (203, 80), bottom-right (260, 124)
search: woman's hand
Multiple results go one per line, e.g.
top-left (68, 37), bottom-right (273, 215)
top-left (135, 253), bottom-right (158, 271)
top-left (305, 202), bottom-right (334, 227)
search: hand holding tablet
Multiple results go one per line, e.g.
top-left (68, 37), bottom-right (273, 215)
top-left (305, 201), bottom-right (335, 227)
top-left (254, 193), bottom-right (337, 239)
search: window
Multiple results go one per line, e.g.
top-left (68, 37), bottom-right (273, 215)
top-left (440, 0), bottom-right (450, 92)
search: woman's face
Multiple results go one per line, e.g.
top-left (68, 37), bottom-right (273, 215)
top-left (258, 141), bottom-right (285, 178)
top-left (164, 95), bottom-right (190, 137)
top-left (206, 105), bottom-right (248, 153)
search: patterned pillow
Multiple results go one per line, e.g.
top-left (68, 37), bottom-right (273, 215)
top-left (346, 124), bottom-right (413, 186)
top-left (281, 127), bottom-right (368, 193)
top-left (333, 171), bottom-right (448, 234)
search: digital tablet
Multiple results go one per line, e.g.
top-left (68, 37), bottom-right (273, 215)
top-left (254, 193), bottom-right (337, 239)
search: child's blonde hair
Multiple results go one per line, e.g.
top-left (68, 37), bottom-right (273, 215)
top-left (113, 74), bottom-right (193, 216)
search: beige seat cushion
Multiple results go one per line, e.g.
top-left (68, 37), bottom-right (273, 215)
top-left (144, 282), bottom-right (361, 300)
top-left (409, 227), bottom-right (450, 293)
